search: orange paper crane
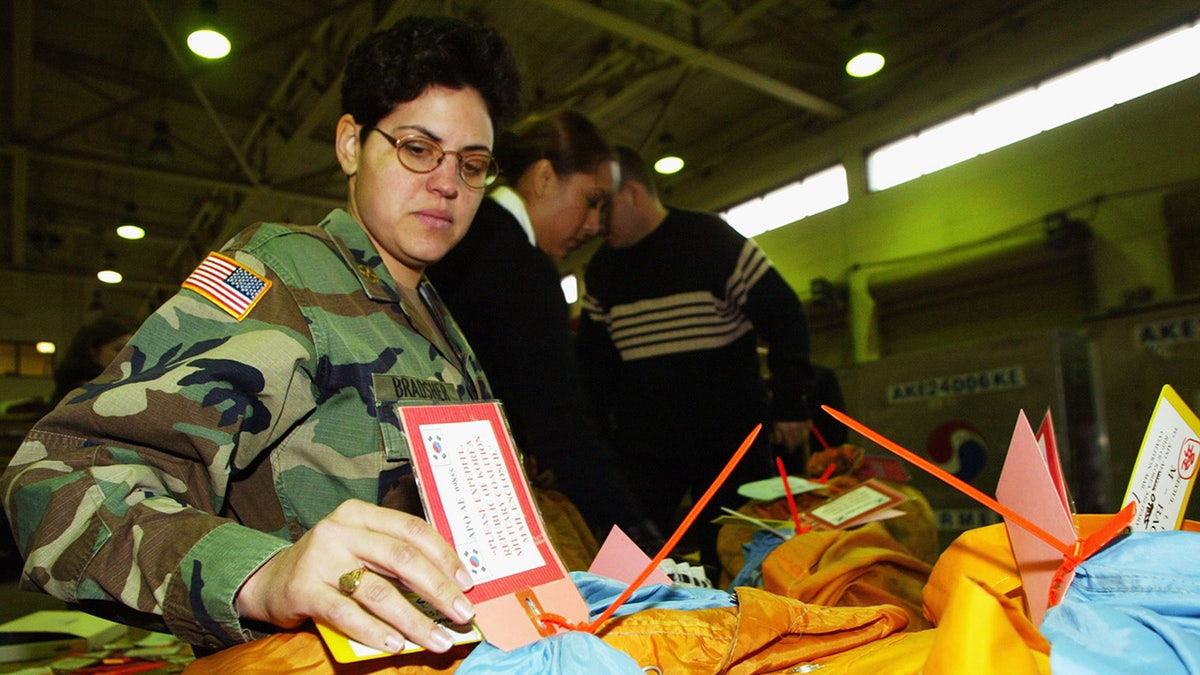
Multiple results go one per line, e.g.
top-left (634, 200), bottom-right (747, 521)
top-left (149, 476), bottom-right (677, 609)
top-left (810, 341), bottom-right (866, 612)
top-left (821, 405), bottom-right (1135, 609)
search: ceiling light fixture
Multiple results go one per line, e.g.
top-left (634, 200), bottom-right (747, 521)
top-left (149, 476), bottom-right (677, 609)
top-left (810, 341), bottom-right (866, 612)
top-left (116, 224), bottom-right (144, 240)
top-left (846, 51), bottom-right (885, 77)
top-left (146, 119), bottom-right (175, 166)
top-left (845, 21), bottom-right (885, 78)
top-left (116, 202), bottom-right (145, 240)
top-left (98, 252), bottom-right (122, 284)
top-left (187, 0), bottom-right (231, 60)
top-left (653, 133), bottom-right (684, 175)
top-left (654, 155), bottom-right (685, 174)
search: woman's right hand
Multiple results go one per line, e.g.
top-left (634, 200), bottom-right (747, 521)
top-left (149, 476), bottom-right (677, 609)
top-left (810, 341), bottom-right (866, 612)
top-left (235, 499), bottom-right (475, 654)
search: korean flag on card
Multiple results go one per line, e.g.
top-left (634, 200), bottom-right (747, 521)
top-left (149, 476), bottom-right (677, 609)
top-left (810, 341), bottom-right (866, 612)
top-left (460, 545), bottom-right (494, 581)
top-left (425, 433), bottom-right (450, 465)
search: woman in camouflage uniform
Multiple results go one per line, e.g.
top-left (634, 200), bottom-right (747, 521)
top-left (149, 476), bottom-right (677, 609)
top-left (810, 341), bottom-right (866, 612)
top-left (1, 16), bottom-right (520, 656)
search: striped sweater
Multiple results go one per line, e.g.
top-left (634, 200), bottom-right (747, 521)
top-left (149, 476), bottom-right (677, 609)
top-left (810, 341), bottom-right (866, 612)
top-left (578, 207), bottom-right (813, 455)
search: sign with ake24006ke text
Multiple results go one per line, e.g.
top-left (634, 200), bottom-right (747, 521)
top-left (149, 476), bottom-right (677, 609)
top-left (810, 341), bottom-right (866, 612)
top-left (886, 366), bottom-right (1026, 404)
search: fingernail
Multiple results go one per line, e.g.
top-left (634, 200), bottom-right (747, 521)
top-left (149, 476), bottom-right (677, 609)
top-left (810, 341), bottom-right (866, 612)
top-left (430, 625), bottom-right (455, 652)
top-left (453, 597), bottom-right (475, 624)
top-left (455, 568), bottom-right (474, 590)
top-left (384, 635), bottom-right (405, 653)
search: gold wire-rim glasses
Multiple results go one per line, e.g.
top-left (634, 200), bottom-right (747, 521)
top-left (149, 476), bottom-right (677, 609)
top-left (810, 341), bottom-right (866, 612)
top-left (369, 128), bottom-right (499, 189)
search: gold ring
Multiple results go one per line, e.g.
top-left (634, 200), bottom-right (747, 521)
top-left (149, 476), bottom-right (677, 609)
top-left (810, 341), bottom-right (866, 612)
top-left (338, 567), bottom-right (366, 595)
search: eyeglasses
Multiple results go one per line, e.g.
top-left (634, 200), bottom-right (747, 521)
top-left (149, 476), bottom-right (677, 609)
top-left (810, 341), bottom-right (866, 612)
top-left (369, 128), bottom-right (499, 189)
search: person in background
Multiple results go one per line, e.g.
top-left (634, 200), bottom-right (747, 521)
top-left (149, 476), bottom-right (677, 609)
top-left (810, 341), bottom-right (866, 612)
top-left (427, 110), bottom-right (664, 553)
top-left (775, 363), bottom-right (849, 476)
top-left (577, 145), bottom-right (816, 569)
top-left (51, 316), bottom-right (134, 404)
top-left (809, 364), bottom-right (850, 447)
top-left (1, 16), bottom-right (521, 655)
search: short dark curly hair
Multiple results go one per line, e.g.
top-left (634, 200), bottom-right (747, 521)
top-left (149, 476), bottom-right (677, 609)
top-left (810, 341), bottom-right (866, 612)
top-left (341, 15), bottom-right (522, 132)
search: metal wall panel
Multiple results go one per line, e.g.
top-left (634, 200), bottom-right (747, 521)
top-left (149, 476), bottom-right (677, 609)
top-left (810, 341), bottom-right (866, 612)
top-left (836, 330), bottom-right (1101, 551)
top-left (1088, 300), bottom-right (1200, 520)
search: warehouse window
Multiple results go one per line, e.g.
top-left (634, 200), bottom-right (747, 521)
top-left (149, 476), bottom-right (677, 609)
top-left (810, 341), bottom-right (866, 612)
top-left (866, 19), bottom-right (1200, 192)
top-left (0, 341), bottom-right (55, 378)
top-left (722, 164), bottom-right (848, 238)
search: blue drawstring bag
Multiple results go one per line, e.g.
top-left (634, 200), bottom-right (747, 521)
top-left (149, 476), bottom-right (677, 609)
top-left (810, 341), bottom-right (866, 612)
top-left (727, 528), bottom-right (789, 590)
top-left (457, 630), bottom-right (643, 674)
top-left (457, 571), bottom-right (736, 673)
top-left (1041, 530), bottom-right (1200, 674)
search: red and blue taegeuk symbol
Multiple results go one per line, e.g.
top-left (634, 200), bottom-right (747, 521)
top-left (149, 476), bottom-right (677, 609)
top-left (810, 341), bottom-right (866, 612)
top-left (428, 436), bottom-right (446, 461)
top-left (462, 548), bottom-right (485, 574)
top-left (926, 420), bottom-right (988, 483)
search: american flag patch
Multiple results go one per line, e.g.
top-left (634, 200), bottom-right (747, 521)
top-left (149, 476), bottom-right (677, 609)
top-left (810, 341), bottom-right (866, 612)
top-left (182, 252), bottom-right (271, 320)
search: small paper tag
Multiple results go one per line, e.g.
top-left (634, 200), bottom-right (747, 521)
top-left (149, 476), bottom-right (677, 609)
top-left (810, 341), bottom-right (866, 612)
top-left (1123, 385), bottom-right (1200, 531)
top-left (736, 475), bottom-right (824, 501)
top-left (807, 479), bottom-right (908, 529)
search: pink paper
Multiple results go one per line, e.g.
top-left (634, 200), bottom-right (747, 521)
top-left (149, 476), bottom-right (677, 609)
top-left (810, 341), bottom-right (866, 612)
top-left (996, 410), bottom-right (1078, 626)
top-left (472, 578), bottom-right (591, 650)
top-left (1036, 410), bottom-right (1072, 514)
top-left (588, 525), bottom-right (673, 589)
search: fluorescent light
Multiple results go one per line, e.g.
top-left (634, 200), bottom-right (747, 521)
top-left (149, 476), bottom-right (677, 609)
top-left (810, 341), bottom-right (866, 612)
top-left (846, 51), bottom-right (885, 78)
top-left (97, 270), bottom-right (123, 284)
top-left (116, 224), bottom-right (145, 240)
top-left (722, 164), bottom-right (848, 237)
top-left (866, 19), bottom-right (1200, 191)
top-left (35, 341), bottom-right (56, 355)
top-left (188, 29), bottom-right (231, 59)
top-left (654, 155), bottom-right (685, 174)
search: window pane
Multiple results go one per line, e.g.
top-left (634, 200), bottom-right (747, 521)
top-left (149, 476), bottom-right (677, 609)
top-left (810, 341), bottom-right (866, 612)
top-left (17, 343), bottom-right (54, 377)
top-left (0, 343), bottom-right (15, 377)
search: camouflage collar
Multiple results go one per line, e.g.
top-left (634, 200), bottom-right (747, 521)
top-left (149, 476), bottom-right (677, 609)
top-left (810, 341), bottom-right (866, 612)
top-left (321, 209), bottom-right (401, 303)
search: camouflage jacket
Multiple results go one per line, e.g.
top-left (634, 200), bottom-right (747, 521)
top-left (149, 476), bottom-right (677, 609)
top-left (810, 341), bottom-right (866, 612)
top-left (0, 209), bottom-right (491, 651)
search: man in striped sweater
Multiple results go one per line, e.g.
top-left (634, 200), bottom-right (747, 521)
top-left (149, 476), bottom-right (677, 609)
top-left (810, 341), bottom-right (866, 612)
top-left (576, 147), bottom-right (820, 566)
top-left (578, 146), bottom-right (817, 569)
